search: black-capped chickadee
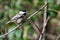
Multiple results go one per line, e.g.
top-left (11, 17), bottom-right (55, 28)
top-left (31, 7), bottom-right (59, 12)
top-left (6, 9), bottom-right (26, 25)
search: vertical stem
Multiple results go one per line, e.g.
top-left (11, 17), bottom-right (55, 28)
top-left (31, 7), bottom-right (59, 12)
top-left (39, 0), bottom-right (47, 40)
top-left (42, 0), bottom-right (47, 40)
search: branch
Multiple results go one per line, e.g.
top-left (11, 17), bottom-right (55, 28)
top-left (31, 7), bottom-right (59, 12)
top-left (48, 8), bottom-right (58, 13)
top-left (27, 3), bottom-right (47, 20)
top-left (29, 20), bottom-right (40, 34)
top-left (0, 3), bottom-right (47, 38)
top-left (0, 24), bottom-right (21, 38)
top-left (39, 0), bottom-right (48, 40)
top-left (38, 16), bottom-right (51, 40)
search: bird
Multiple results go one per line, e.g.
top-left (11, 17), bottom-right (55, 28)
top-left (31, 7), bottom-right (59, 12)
top-left (6, 9), bottom-right (26, 25)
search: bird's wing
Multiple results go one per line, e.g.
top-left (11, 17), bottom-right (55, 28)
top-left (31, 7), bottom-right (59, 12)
top-left (11, 14), bottom-right (22, 20)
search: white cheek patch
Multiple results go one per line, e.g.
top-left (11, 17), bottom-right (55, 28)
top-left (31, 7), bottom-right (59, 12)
top-left (19, 11), bottom-right (26, 14)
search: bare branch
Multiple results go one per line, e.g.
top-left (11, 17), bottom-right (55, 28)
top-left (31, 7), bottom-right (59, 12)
top-left (38, 16), bottom-right (51, 40)
top-left (29, 20), bottom-right (40, 34)
top-left (27, 3), bottom-right (47, 20)
top-left (0, 24), bottom-right (21, 38)
top-left (0, 2), bottom-right (47, 38)
top-left (48, 8), bottom-right (58, 13)
top-left (39, 0), bottom-right (48, 40)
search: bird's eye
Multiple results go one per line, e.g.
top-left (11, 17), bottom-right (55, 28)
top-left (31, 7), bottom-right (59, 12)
top-left (23, 13), bottom-right (26, 15)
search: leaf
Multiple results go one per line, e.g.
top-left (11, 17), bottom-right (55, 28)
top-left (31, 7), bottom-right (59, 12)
top-left (10, 0), bottom-right (16, 8)
top-left (5, 22), bottom-right (16, 31)
top-left (8, 26), bottom-right (15, 40)
top-left (0, 38), bottom-right (3, 40)
top-left (15, 29), bottom-right (22, 40)
top-left (15, 0), bottom-right (22, 9)
top-left (23, 24), bottom-right (30, 40)
top-left (0, 10), bottom-right (4, 19)
top-left (52, 4), bottom-right (58, 10)
top-left (54, 26), bottom-right (60, 34)
top-left (48, 0), bottom-right (54, 3)
top-left (48, 0), bottom-right (54, 8)
top-left (4, 6), bottom-right (9, 10)
top-left (0, 0), bottom-right (2, 3)
top-left (8, 9), bottom-right (16, 18)
top-left (31, 16), bottom-right (37, 22)
top-left (28, 26), bottom-right (34, 36)
top-left (33, 0), bottom-right (39, 7)
top-left (9, 9), bottom-right (16, 15)
top-left (47, 11), bottom-right (57, 17)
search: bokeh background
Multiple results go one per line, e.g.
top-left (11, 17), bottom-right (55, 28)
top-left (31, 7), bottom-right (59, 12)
top-left (0, 0), bottom-right (60, 40)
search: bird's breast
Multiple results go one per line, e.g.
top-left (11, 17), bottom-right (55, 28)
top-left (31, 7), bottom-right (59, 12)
top-left (17, 18), bottom-right (22, 24)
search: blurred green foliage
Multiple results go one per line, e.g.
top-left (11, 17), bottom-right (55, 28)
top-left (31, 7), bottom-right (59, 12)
top-left (0, 0), bottom-right (60, 40)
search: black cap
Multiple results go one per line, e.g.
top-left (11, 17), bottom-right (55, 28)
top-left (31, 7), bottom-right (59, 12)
top-left (21, 9), bottom-right (26, 15)
top-left (21, 9), bottom-right (26, 12)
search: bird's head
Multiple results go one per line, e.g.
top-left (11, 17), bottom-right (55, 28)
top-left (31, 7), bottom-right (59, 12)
top-left (19, 9), bottom-right (26, 15)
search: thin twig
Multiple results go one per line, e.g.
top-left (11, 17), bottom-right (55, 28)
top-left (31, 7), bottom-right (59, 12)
top-left (0, 24), bottom-right (21, 38)
top-left (39, 0), bottom-right (47, 40)
top-left (27, 3), bottom-right (47, 20)
top-left (48, 8), bottom-right (58, 13)
top-left (39, 16), bottom-right (51, 40)
top-left (0, 3), bottom-right (47, 38)
top-left (29, 20), bottom-right (40, 34)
